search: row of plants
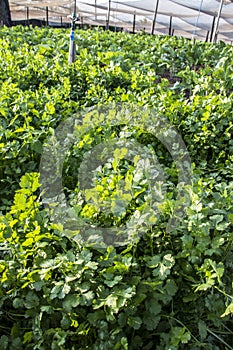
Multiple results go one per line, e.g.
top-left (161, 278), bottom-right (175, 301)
top-left (0, 26), bottom-right (232, 349)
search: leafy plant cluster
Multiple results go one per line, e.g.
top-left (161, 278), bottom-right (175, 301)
top-left (0, 26), bottom-right (232, 349)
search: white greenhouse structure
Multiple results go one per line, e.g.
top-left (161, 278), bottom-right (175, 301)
top-left (7, 0), bottom-right (233, 43)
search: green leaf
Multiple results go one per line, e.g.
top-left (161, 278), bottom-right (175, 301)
top-left (162, 279), bottom-right (178, 300)
top-left (221, 302), bottom-right (233, 317)
top-left (145, 299), bottom-right (161, 315)
top-left (209, 214), bottom-right (224, 224)
top-left (31, 141), bottom-right (43, 154)
top-left (198, 320), bottom-right (207, 340)
top-left (80, 291), bottom-right (95, 306)
top-left (62, 294), bottom-right (80, 312)
top-left (0, 335), bottom-right (8, 350)
top-left (45, 102), bottom-right (56, 115)
top-left (20, 173), bottom-right (40, 192)
top-left (143, 312), bottom-right (160, 330)
top-left (23, 331), bottom-right (33, 344)
top-left (87, 310), bottom-right (105, 325)
top-left (50, 282), bottom-right (71, 300)
top-left (13, 193), bottom-right (26, 208)
top-left (22, 237), bottom-right (34, 247)
top-left (13, 298), bottom-right (24, 309)
top-left (127, 316), bottom-right (142, 330)
top-left (171, 327), bottom-right (191, 346)
top-left (24, 291), bottom-right (40, 309)
top-left (120, 337), bottom-right (128, 349)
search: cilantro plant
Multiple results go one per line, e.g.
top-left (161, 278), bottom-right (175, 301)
top-left (0, 26), bottom-right (232, 349)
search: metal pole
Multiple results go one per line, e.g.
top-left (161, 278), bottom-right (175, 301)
top-left (68, 0), bottom-right (77, 64)
top-left (74, 0), bottom-right (77, 18)
top-left (95, 0), bottom-right (97, 21)
top-left (205, 30), bottom-right (209, 42)
top-left (211, 0), bottom-right (224, 43)
top-left (26, 7), bottom-right (29, 26)
top-left (46, 7), bottom-right (49, 26)
top-left (192, 0), bottom-right (204, 40)
top-left (151, 0), bottom-right (159, 35)
top-left (209, 16), bottom-right (216, 42)
top-left (106, 0), bottom-right (111, 30)
top-left (169, 16), bottom-right (172, 36)
top-left (133, 12), bottom-right (136, 34)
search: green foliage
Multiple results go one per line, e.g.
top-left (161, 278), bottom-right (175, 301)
top-left (0, 26), bottom-right (232, 349)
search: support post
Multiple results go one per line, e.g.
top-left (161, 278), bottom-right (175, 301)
top-left (169, 16), bottom-right (172, 36)
top-left (95, 0), bottom-right (97, 21)
top-left (209, 16), bottom-right (216, 42)
top-left (211, 0), bottom-right (224, 43)
top-left (151, 0), bottom-right (159, 35)
top-left (192, 0), bottom-right (204, 39)
top-left (46, 6), bottom-right (49, 26)
top-left (26, 7), bottom-right (29, 26)
top-left (106, 0), bottom-right (111, 30)
top-left (133, 12), bottom-right (136, 34)
top-left (68, 0), bottom-right (77, 64)
top-left (0, 0), bottom-right (12, 26)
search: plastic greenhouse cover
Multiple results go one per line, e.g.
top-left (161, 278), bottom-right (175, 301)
top-left (10, 0), bottom-right (71, 5)
top-left (171, 0), bottom-right (233, 18)
top-left (8, 0), bottom-right (233, 42)
top-left (111, 0), bottom-right (233, 39)
top-left (79, 0), bottom-right (209, 36)
top-left (179, 14), bottom-right (214, 31)
top-left (80, 0), bottom-right (153, 15)
top-left (146, 14), bottom-right (201, 32)
top-left (76, 3), bottom-right (107, 16)
top-left (113, 0), bottom-right (200, 16)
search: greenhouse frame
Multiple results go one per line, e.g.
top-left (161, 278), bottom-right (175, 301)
top-left (7, 0), bottom-right (233, 43)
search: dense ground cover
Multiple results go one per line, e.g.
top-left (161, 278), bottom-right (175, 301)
top-left (0, 26), bottom-right (232, 349)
